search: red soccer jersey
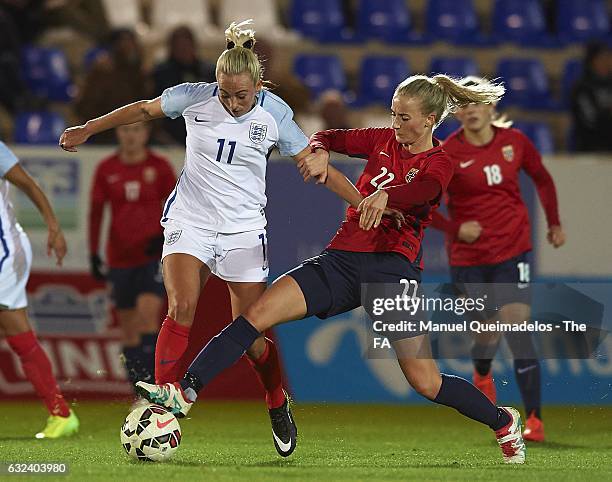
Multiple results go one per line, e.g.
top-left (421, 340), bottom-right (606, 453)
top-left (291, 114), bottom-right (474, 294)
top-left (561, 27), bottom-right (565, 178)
top-left (310, 128), bottom-right (454, 268)
top-left (437, 126), bottom-right (560, 266)
top-left (89, 151), bottom-right (177, 268)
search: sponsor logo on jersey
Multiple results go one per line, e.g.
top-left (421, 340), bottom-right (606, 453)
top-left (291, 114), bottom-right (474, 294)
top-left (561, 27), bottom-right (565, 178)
top-left (143, 167), bottom-right (157, 183)
top-left (165, 230), bottom-right (182, 245)
top-left (502, 145), bottom-right (514, 162)
top-left (405, 168), bottom-right (420, 183)
top-left (459, 159), bottom-right (475, 168)
top-left (249, 122), bottom-right (268, 143)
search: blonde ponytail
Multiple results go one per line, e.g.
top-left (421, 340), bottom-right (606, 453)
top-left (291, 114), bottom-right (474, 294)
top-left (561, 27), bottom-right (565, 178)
top-left (216, 19), bottom-right (263, 85)
top-left (458, 76), bottom-right (512, 128)
top-left (394, 75), bottom-right (505, 127)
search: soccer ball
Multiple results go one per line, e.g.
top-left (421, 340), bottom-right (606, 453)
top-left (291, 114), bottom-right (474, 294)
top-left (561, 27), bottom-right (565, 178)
top-left (120, 404), bottom-right (181, 462)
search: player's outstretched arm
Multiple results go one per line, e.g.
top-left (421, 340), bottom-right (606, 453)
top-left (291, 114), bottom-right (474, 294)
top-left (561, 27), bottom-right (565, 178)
top-left (59, 97), bottom-right (165, 152)
top-left (325, 165), bottom-right (363, 208)
top-left (4, 164), bottom-right (67, 266)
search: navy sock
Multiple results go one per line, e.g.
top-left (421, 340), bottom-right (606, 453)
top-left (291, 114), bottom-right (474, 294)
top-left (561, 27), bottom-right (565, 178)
top-left (513, 359), bottom-right (541, 419)
top-left (180, 316), bottom-right (261, 393)
top-left (140, 332), bottom-right (158, 384)
top-left (122, 346), bottom-right (143, 390)
top-left (505, 333), bottom-right (541, 419)
top-left (433, 374), bottom-right (510, 431)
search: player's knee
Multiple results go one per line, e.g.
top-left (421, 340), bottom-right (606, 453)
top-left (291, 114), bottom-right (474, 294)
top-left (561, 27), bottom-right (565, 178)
top-left (244, 299), bottom-right (271, 332)
top-left (167, 295), bottom-right (197, 325)
top-left (409, 374), bottom-right (441, 400)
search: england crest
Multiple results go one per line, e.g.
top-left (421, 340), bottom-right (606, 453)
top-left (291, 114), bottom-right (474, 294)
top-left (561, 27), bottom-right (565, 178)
top-left (502, 145), bottom-right (514, 162)
top-left (165, 230), bottom-right (182, 245)
top-left (249, 122), bottom-right (268, 144)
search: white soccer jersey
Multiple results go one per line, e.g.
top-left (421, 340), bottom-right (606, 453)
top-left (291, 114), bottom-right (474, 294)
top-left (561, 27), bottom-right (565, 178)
top-left (0, 142), bottom-right (31, 309)
top-left (160, 82), bottom-right (309, 233)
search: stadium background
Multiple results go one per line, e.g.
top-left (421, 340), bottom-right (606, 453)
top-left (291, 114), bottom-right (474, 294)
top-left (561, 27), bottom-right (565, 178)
top-left (0, 0), bottom-right (610, 408)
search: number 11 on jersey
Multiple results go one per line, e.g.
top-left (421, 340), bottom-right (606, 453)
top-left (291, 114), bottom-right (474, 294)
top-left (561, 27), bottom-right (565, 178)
top-left (216, 139), bottom-right (236, 164)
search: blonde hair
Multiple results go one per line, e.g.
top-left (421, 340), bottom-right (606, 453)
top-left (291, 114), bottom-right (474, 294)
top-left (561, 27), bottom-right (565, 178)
top-left (394, 74), bottom-right (505, 127)
top-left (216, 19), bottom-right (263, 85)
top-left (459, 76), bottom-right (513, 128)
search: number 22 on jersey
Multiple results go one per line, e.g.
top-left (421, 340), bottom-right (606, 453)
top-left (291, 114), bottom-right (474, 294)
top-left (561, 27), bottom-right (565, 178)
top-left (370, 167), bottom-right (395, 189)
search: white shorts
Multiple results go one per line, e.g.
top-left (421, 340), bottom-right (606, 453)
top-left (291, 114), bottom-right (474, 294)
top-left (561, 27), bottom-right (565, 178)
top-left (161, 220), bottom-right (269, 283)
top-left (0, 231), bottom-right (32, 310)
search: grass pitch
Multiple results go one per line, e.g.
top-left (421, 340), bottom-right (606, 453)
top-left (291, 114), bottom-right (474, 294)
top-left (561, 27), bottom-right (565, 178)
top-left (0, 401), bottom-right (610, 481)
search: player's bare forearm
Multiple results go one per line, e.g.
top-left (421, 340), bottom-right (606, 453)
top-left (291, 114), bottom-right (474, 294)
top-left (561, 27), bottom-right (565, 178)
top-left (325, 166), bottom-right (363, 208)
top-left (85, 98), bottom-right (164, 135)
top-left (4, 164), bottom-right (60, 231)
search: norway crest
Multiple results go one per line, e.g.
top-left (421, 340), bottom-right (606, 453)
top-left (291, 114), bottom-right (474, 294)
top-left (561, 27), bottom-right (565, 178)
top-left (405, 168), bottom-right (420, 183)
top-left (502, 145), bottom-right (514, 162)
top-left (249, 122), bottom-right (268, 144)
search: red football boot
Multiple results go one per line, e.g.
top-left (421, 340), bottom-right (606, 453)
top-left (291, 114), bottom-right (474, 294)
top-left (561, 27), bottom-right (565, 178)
top-left (523, 411), bottom-right (545, 442)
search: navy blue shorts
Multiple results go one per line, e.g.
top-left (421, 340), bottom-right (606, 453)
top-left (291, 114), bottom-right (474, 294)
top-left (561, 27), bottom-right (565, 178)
top-left (450, 252), bottom-right (531, 315)
top-left (286, 249), bottom-right (422, 321)
top-left (107, 260), bottom-right (165, 309)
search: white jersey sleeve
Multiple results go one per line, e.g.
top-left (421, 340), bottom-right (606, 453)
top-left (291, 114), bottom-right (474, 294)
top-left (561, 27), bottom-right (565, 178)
top-left (258, 90), bottom-right (309, 157)
top-left (161, 82), bottom-right (217, 119)
top-left (0, 142), bottom-right (18, 177)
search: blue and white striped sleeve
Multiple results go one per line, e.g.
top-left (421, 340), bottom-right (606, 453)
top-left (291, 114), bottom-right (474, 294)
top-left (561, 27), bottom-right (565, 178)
top-left (0, 142), bottom-right (18, 177)
top-left (260, 91), bottom-right (309, 157)
top-left (160, 82), bottom-right (217, 119)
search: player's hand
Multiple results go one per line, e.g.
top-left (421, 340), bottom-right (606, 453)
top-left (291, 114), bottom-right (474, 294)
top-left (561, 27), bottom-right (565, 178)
top-left (457, 220), bottom-right (482, 243)
top-left (547, 225), bottom-right (566, 248)
top-left (47, 227), bottom-right (67, 266)
top-left (357, 189), bottom-right (389, 231)
top-left (59, 124), bottom-right (91, 152)
top-left (90, 254), bottom-right (106, 280)
top-left (297, 149), bottom-right (329, 184)
top-left (383, 208), bottom-right (406, 229)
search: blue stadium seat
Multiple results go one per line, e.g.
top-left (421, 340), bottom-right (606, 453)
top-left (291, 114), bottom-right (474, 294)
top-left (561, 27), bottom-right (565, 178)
top-left (434, 117), bottom-right (461, 141)
top-left (496, 58), bottom-right (558, 110)
top-left (561, 58), bottom-right (583, 107)
top-left (358, 56), bottom-right (410, 106)
top-left (356, 0), bottom-right (426, 44)
top-left (492, 0), bottom-right (557, 47)
top-left (425, 0), bottom-right (487, 45)
top-left (14, 112), bottom-right (66, 144)
top-left (557, 0), bottom-right (610, 44)
top-left (430, 57), bottom-right (479, 77)
top-left (21, 46), bottom-right (74, 102)
top-left (512, 121), bottom-right (555, 154)
top-left (290, 0), bottom-right (355, 43)
top-left (293, 54), bottom-right (346, 98)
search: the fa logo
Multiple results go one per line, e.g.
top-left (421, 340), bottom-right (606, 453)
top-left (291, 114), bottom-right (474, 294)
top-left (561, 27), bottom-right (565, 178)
top-left (405, 168), bottom-right (420, 183)
top-left (165, 230), bottom-right (182, 245)
top-left (249, 122), bottom-right (268, 144)
top-left (502, 145), bottom-right (514, 162)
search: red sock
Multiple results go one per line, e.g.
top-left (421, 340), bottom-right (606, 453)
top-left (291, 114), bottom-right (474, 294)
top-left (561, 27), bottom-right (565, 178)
top-left (247, 338), bottom-right (286, 409)
top-left (7, 331), bottom-right (70, 417)
top-left (155, 315), bottom-right (191, 384)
